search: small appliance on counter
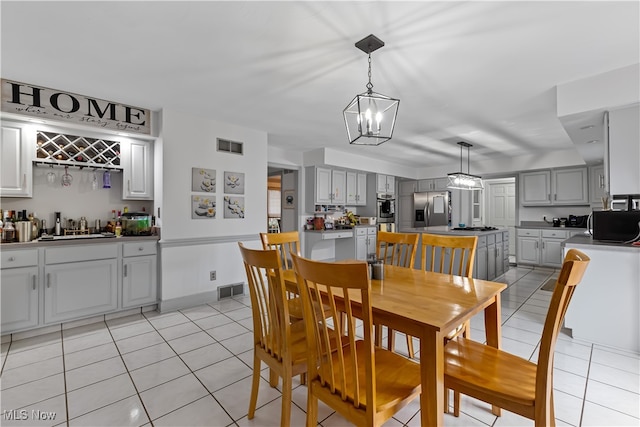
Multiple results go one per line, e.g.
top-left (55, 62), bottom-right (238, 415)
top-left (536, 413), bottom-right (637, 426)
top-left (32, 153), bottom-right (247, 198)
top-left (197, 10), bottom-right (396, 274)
top-left (120, 212), bottom-right (152, 236)
top-left (592, 210), bottom-right (640, 242)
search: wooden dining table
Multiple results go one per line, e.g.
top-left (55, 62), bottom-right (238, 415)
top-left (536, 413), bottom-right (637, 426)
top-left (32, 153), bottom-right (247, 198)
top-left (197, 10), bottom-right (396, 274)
top-left (282, 263), bottom-right (506, 427)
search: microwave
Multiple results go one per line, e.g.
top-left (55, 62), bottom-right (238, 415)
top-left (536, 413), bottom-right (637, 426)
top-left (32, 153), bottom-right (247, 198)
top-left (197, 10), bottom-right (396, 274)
top-left (592, 211), bottom-right (640, 242)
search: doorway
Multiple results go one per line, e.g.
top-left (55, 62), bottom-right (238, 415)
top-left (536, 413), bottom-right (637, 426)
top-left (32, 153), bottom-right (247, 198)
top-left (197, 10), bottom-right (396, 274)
top-left (267, 167), bottom-right (298, 233)
top-left (484, 177), bottom-right (516, 259)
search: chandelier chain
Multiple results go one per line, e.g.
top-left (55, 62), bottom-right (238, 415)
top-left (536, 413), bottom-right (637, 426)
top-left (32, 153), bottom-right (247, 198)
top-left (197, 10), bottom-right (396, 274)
top-left (366, 53), bottom-right (373, 93)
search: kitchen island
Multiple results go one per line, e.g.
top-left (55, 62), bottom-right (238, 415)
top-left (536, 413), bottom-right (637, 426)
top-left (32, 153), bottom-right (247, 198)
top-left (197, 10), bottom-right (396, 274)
top-left (1, 235), bottom-right (159, 337)
top-left (400, 226), bottom-right (509, 281)
top-left (562, 235), bottom-right (640, 352)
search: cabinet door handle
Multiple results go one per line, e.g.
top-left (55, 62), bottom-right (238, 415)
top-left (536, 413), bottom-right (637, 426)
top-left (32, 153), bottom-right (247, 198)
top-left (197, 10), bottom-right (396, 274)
top-left (23, 173), bottom-right (27, 187)
top-left (32, 274), bottom-right (36, 290)
top-left (138, 247), bottom-right (144, 251)
top-left (600, 175), bottom-right (604, 188)
top-left (124, 264), bottom-right (128, 277)
top-left (554, 194), bottom-right (557, 201)
top-left (542, 241), bottom-right (545, 249)
top-left (47, 273), bottom-right (51, 288)
top-left (548, 194), bottom-right (551, 201)
top-left (8, 257), bottom-right (15, 262)
top-left (535, 241), bottom-right (538, 249)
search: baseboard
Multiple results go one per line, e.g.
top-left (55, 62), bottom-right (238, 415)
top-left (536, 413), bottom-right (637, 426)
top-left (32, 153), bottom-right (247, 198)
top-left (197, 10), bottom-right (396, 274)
top-left (158, 290), bottom-right (219, 313)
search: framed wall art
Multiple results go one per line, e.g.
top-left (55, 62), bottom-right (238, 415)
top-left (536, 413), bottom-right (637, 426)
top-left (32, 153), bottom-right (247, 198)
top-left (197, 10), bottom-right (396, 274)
top-left (192, 195), bottom-right (216, 219)
top-left (224, 195), bottom-right (245, 218)
top-left (192, 168), bottom-right (216, 193)
top-left (224, 171), bottom-right (244, 194)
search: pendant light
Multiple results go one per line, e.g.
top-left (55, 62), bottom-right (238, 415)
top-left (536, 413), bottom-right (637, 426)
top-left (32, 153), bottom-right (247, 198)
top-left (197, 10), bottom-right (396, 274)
top-left (447, 142), bottom-right (484, 190)
top-left (343, 34), bottom-right (399, 146)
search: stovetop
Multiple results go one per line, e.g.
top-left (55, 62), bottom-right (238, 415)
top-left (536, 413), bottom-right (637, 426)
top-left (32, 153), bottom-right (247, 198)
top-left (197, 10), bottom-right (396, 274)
top-left (451, 226), bottom-right (499, 231)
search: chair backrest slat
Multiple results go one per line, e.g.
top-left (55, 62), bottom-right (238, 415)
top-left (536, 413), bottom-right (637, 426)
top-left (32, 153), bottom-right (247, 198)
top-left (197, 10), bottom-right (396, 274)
top-left (420, 234), bottom-right (478, 278)
top-left (376, 231), bottom-right (419, 268)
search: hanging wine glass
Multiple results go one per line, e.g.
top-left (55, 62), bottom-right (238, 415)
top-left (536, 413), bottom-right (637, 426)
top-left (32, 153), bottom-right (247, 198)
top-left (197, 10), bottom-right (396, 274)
top-left (47, 165), bottom-right (56, 184)
top-left (61, 166), bottom-right (73, 187)
top-left (92, 170), bottom-right (99, 190)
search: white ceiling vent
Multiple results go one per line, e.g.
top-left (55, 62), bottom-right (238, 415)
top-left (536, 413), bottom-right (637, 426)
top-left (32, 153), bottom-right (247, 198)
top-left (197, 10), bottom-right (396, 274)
top-left (217, 138), bottom-right (243, 155)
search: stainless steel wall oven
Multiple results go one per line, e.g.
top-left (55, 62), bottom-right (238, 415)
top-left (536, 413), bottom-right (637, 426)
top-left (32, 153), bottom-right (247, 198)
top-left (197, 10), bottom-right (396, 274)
top-left (377, 193), bottom-right (395, 223)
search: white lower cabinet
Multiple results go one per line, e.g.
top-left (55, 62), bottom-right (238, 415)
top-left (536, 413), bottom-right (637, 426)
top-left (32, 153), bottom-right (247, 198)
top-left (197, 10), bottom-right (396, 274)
top-left (335, 226), bottom-right (376, 261)
top-left (122, 242), bottom-right (158, 308)
top-left (1, 249), bottom-right (40, 333)
top-left (44, 259), bottom-right (118, 324)
top-left (1, 266), bottom-right (39, 332)
top-left (516, 228), bottom-right (572, 267)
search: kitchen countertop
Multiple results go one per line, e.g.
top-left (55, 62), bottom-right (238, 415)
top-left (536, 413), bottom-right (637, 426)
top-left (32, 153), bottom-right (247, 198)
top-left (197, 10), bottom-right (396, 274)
top-left (0, 234), bottom-right (159, 248)
top-left (562, 234), bottom-right (640, 252)
top-left (517, 221), bottom-right (587, 230)
top-left (400, 225), bottom-right (507, 235)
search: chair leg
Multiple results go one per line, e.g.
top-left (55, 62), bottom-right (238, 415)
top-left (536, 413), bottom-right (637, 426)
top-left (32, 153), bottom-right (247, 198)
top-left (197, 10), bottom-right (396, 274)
top-left (306, 387), bottom-right (318, 427)
top-left (269, 368), bottom-right (278, 387)
top-left (374, 323), bottom-right (382, 346)
top-left (299, 373), bottom-right (306, 385)
top-left (387, 328), bottom-right (396, 352)
top-left (248, 353), bottom-right (261, 419)
top-left (453, 389), bottom-right (461, 417)
top-left (281, 375), bottom-right (292, 427)
top-left (444, 388), bottom-right (450, 414)
top-left (407, 334), bottom-right (415, 359)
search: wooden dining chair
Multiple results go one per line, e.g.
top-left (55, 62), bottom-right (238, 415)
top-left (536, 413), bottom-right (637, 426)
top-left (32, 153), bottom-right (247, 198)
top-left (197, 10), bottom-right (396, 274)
top-left (444, 248), bottom-right (590, 426)
top-left (405, 233), bottom-right (479, 357)
top-left (291, 253), bottom-right (422, 427)
top-left (375, 231), bottom-right (419, 268)
top-left (238, 242), bottom-right (307, 427)
top-left (376, 231), bottom-right (419, 350)
top-left (260, 231), bottom-right (305, 320)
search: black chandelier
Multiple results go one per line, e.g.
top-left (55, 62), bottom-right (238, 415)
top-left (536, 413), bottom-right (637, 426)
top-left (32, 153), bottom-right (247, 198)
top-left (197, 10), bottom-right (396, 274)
top-left (343, 34), bottom-right (399, 146)
top-left (447, 142), bottom-right (484, 190)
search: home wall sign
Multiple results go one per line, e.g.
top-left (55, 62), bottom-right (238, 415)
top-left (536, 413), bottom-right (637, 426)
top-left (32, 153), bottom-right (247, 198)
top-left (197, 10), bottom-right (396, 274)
top-left (1, 79), bottom-right (151, 135)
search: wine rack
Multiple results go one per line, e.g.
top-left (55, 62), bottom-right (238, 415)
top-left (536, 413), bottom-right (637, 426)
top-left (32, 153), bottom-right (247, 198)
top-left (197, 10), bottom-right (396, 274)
top-left (35, 130), bottom-right (122, 169)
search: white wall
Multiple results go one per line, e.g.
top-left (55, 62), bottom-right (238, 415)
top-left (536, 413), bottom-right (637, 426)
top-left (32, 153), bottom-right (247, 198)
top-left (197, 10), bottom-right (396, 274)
top-left (158, 108), bottom-right (267, 303)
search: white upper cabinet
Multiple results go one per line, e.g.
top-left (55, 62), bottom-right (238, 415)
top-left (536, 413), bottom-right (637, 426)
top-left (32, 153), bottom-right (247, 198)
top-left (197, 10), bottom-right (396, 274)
top-left (346, 171), bottom-right (367, 206)
top-left (376, 174), bottom-right (395, 194)
top-left (0, 122), bottom-right (33, 197)
top-left (552, 167), bottom-right (589, 205)
top-left (520, 167), bottom-right (588, 206)
top-left (399, 180), bottom-right (417, 195)
top-left (519, 171), bottom-right (551, 205)
top-left (310, 166), bottom-right (346, 206)
top-left (315, 167), bottom-right (333, 204)
top-left (121, 139), bottom-right (154, 200)
top-left (589, 164), bottom-right (606, 207)
top-left (418, 177), bottom-right (448, 192)
top-left (608, 105), bottom-right (640, 196)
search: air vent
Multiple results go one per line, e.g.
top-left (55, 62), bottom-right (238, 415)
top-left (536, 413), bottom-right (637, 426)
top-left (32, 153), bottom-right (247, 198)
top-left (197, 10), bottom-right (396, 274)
top-left (217, 282), bottom-right (245, 300)
top-left (217, 138), bottom-right (243, 155)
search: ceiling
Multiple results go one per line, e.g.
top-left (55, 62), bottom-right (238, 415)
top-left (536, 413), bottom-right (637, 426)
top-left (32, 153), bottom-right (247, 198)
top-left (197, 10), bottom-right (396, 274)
top-left (1, 1), bottom-right (639, 170)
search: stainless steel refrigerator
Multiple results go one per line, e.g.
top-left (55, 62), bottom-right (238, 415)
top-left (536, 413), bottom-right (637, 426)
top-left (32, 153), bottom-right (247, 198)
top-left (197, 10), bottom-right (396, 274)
top-left (413, 191), bottom-right (450, 227)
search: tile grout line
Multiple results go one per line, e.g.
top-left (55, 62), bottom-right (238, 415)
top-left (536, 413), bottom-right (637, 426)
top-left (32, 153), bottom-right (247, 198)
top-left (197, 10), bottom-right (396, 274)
top-left (103, 316), bottom-right (155, 427)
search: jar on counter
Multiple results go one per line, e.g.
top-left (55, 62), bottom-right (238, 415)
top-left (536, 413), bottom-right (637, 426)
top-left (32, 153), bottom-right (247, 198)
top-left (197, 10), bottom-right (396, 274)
top-left (2, 220), bottom-right (16, 243)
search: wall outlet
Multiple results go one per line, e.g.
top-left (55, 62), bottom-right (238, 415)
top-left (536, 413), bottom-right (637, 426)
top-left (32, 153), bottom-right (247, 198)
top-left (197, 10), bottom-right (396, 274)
top-left (210, 271), bottom-right (216, 281)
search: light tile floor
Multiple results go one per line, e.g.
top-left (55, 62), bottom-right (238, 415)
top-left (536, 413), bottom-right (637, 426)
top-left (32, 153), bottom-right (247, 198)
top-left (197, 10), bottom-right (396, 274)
top-left (1, 266), bottom-right (639, 426)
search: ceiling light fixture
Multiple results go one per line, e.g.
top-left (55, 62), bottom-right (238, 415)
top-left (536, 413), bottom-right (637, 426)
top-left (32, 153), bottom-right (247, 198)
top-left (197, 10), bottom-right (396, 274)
top-left (447, 142), bottom-right (484, 191)
top-left (343, 34), bottom-right (399, 146)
